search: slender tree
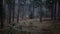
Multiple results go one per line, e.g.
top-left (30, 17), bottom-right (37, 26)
top-left (17, 0), bottom-right (20, 23)
top-left (29, 0), bottom-right (34, 19)
top-left (12, 0), bottom-right (15, 22)
top-left (46, 0), bottom-right (53, 20)
top-left (56, 1), bottom-right (59, 21)
top-left (46, 0), bottom-right (58, 21)
top-left (39, 0), bottom-right (43, 22)
top-left (33, 0), bottom-right (34, 19)
top-left (32, 0), bottom-right (43, 22)
top-left (6, 0), bottom-right (12, 23)
top-left (0, 0), bottom-right (5, 28)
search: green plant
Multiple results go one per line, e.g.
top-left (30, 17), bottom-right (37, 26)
top-left (2, 24), bottom-right (20, 34)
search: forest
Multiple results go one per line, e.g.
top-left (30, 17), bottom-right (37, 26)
top-left (0, 0), bottom-right (60, 34)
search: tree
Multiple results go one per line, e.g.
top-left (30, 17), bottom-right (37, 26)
top-left (32, 0), bottom-right (43, 22)
top-left (46, 0), bottom-right (53, 20)
top-left (0, 0), bottom-right (6, 28)
top-left (17, 0), bottom-right (20, 23)
top-left (45, 0), bottom-right (59, 21)
top-left (46, 0), bottom-right (55, 21)
top-left (29, 0), bottom-right (34, 19)
top-left (12, 0), bottom-right (15, 22)
top-left (6, 0), bottom-right (15, 23)
top-left (6, 0), bottom-right (12, 23)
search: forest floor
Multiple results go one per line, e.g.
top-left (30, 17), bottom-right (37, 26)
top-left (1, 18), bottom-right (60, 34)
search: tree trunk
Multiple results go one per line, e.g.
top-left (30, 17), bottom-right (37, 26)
top-left (17, 0), bottom-right (20, 23)
top-left (53, 0), bottom-right (56, 22)
top-left (40, 7), bottom-right (43, 22)
top-left (40, 0), bottom-right (43, 22)
top-left (8, 4), bottom-right (12, 23)
top-left (29, 0), bottom-right (31, 18)
top-left (58, 2), bottom-right (60, 21)
top-left (50, 0), bottom-right (54, 20)
top-left (12, 0), bottom-right (15, 22)
top-left (33, 3), bottom-right (34, 19)
top-left (0, 0), bottom-right (5, 28)
top-left (17, 7), bottom-right (20, 23)
top-left (56, 1), bottom-right (59, 21)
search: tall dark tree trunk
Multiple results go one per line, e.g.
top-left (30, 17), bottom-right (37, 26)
top-left (12, 0), bottom-right (15, 22)
top-left (58, 2), bottom-right (60, 21)
top-left (8, 4), bottom-right (11, 23)
top-left (17, 0), bottom-right (20, 23)
top-left (33, 1), bottom-right (34, 19)
top-left (6, 0), bottom-right (12, 23)
top-left (29, 0), bottom-right (31, 19)
top-left (40, 0), bottom-right (43, 22)
top-left (50, 2), bottom-right (54, 20)
top-left (17, 7), bottom-right (20, 23)
top-left (53, 0), bottom-right (56, 21)
top-left (51, 6), bottom-right (53, 20)
top-left (0, 0), bottom-right (3, 28)
top-left (50, 0), bottom-right (53, 20)
top-left (29, 0), bottom-right (34, 19)
top-left (0, 0), bottom-right (5, 28)
top-left (40, 6), bottom-right (43, 22)
top-left (56, 1), bottom-right (59, 21)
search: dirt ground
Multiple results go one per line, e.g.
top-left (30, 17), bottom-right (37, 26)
top-left (1, 18), bottom-right (60, 34)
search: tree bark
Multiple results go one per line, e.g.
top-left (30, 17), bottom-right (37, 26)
top-left (50, 0), bottom-right (54, 20)
top-left (12, 0), bottom-right (15, 22)
top-left (40, 0), bottom-right (43, 22)
top-left (0, 0), bottom-right (5, 28)
top-left (33, 1), bottom-right (34, 19)
top-left (58, 2), bottom-right (60, 21)
top-left (8, 4), bottom-right (12, 23)
top-left (56, 1), bottom-right (59, 21)
top-left (53, 0), bottom-right (56, 22)
top-left (17, 0), bottom-right (20, 23)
